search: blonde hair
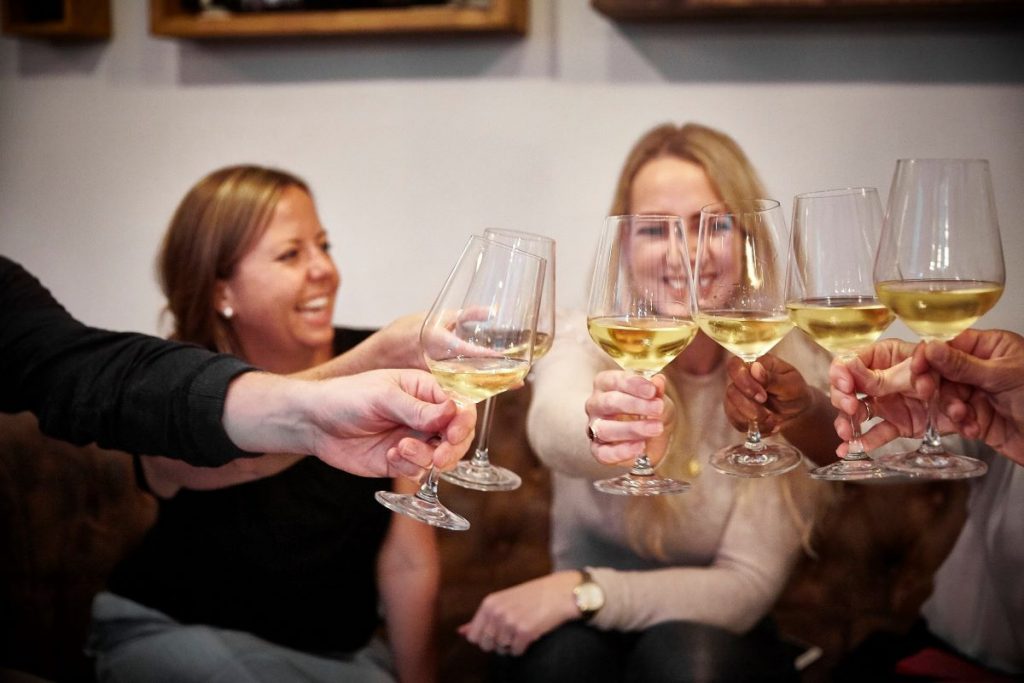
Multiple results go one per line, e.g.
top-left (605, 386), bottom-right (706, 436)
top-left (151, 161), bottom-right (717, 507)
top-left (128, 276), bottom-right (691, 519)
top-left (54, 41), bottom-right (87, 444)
top-left (609, 122), bottom-right (767, 216)
top-left (615, 123), bottom-right (825, 559)
top-left (156, 165), bottom-right (310, 355)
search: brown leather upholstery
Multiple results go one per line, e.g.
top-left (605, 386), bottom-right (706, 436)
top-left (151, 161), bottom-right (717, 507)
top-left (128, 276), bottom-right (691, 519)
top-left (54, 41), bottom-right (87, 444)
top-left (0, 389), bottom-right (966, 682)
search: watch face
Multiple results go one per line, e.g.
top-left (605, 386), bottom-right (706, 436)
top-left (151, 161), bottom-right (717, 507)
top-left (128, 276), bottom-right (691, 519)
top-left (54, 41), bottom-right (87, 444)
top-left (575, 582), bottom-right (604, 612)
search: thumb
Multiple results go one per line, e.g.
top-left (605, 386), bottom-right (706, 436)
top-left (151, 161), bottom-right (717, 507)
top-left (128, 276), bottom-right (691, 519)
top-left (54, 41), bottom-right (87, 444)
top-left (386, 386), bottom-right (457, 434)
top-left (924, 341), bottom-right (993, 391)
top-left (848, 355), bottom-right (913, 397)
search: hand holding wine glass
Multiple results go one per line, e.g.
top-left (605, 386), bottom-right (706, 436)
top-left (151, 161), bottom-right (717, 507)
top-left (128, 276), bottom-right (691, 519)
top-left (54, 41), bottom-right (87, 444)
top-left (376, 235), bottom-right (545, 529)
top-left (873, 158), bottom-right (1005, 479)
top-left (440, 229), bottom-right (555, 492)
top-left (785, 187), bottom-right (897, 480)
top-left (694, 199), bottom-right (801, 478)
top-left (586, 214), bottom-right (698, 496)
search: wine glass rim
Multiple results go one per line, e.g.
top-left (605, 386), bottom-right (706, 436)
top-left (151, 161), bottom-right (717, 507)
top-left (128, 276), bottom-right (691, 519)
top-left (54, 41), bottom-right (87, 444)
top-left (607, 213), bottom-right (683, 221)
top-left (700, 198), bottom-right (780, 215)
top-left (895, 157), bottom-right (990, 165)
top-left (794, 187), bottom-right (879, 200)
top-left (483, 227), bottom-right (555, 245)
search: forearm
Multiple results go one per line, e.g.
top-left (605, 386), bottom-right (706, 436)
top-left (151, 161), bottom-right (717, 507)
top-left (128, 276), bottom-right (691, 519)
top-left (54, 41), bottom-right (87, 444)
top-left (222, 372), bottom-right (318, 455)
top-left (589, 559), bottom-right (790, 634)
top-left (383, 574), bottom-right (439, 683)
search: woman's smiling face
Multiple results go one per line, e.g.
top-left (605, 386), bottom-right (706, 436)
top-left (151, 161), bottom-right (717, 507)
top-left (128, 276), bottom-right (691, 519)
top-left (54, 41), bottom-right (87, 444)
top-left (627, 156), bottom-right (739, 312)
top-left (217, 185), bottom-right (339, 368)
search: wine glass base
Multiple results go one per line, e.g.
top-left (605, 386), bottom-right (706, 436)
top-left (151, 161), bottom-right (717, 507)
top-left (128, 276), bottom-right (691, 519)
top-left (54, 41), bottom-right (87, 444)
top-left (375, 490), bottom-right (470, 531)
top-left (710, 443), bottom-right (803, 478)
top-left (876, 451), bottom-right (988, 480)
top-left (810, 458), bottom-right (898, 481)
top-left (440, 461), bottom-right (522, 492)
top-left (593, 474), bottom-right (690, 496)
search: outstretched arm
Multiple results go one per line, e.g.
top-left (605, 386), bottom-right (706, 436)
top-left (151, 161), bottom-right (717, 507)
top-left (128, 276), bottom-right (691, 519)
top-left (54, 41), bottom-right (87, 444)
top-left (222, 369), bottom-right (476, 480)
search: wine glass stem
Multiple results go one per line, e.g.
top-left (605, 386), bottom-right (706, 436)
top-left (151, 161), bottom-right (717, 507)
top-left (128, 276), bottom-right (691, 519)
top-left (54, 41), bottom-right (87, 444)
top-left (416, 467), bottom-right (441, 504)
top-left (469, 396), bottom-right (497, 468)
top-left (920, 383), bottom-right (945, 455)
top-left (629, 454), bottom-right (656, 477)
top-left (845, 411), bottom-right (870, 461)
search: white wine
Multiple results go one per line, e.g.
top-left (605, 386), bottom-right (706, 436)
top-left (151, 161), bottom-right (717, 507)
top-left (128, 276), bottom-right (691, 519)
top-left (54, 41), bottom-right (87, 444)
top-left (875, 279), bottom-right (1003, 341)
top-left (587, 316), bottom-right (698, 377)
top-left (427, 357), bottom-right (531, 404)
top-left (787, 297), bottom-right (895, 358)
top-left (696, 310), bottom-right (793, 362)
top-left (531, 331), bottom-right (553, 361)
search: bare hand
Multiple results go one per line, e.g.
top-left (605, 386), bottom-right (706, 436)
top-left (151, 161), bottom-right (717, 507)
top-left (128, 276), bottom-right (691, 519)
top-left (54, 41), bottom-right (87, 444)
top-left (458, 571), bottom-right (581, 656)
top-left (724, 354), bottom-right (812, 435)
top-left (584, 371), bottom-right (670, 467)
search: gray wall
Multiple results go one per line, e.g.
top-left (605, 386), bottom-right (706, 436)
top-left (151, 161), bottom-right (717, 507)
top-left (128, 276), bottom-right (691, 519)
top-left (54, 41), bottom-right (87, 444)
top-left (2, 1), bottom-right (1022, 340)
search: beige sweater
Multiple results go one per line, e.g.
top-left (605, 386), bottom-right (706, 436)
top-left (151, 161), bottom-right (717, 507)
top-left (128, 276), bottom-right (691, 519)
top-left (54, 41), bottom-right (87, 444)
top-left (526, 310), bottom-right (829, 634)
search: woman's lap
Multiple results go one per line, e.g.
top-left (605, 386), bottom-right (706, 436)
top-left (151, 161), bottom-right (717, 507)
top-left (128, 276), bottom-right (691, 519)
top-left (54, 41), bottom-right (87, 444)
top-left (494, 619), bottom-right (799, 683)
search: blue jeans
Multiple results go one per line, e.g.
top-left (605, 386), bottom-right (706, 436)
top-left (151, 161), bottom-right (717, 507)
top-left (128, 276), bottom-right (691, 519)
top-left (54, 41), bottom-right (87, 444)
top-left (87, 592), bottom-right (396, 683)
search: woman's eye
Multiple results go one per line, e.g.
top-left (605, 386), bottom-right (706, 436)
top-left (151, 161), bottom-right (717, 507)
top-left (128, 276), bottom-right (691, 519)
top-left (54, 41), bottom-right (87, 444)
top-left (637, 227), bottom-right (665, 237)
top-left (277, 249), bottom-right (300, 262)
top-left (320, 241), bottom-right (332, 253)
top-left (713, 216), bottom-right (734, 233)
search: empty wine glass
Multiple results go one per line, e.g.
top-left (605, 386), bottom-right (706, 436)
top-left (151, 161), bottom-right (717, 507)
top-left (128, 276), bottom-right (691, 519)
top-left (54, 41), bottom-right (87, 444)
top-left (376, 235), bottom-right (545, 529)
top-left (873, 159), bottom-right (1005, 479)
top-left (440, 229), bottom-right (555, 492)
top-left (785, 188), bottom-right (897, 480)
top-left (586, 215), bottom-right (698, 496)
top-left (694, 199), bottom-right (801, 478)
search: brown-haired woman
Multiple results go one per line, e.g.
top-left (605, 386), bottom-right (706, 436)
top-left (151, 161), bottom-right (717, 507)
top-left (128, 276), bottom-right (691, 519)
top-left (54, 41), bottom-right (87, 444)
top-left (87, 165), bottom-right (439, 683)
top-left (461, 123), bottom-right (837, 681)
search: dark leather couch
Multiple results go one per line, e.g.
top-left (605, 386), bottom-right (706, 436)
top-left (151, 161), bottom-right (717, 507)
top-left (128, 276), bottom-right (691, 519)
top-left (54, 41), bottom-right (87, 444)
top-left (0, 382), bottom-right (967, 682)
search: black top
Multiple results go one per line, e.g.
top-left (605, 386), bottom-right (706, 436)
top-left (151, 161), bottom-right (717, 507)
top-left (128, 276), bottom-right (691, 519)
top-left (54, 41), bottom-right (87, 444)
top-left (109, 329), bottom-right (395, 654)
top-left (0, 256), bottom-right (255, 466)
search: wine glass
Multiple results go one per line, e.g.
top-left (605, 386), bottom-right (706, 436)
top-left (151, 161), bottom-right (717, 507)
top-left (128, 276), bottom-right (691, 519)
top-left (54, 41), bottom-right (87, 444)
top-left (440, 229), bottom-right (555, 492)
top-left (785, 188), bottom-right (898, 480)
top-left (873, 158), bottom-right (1005, 479)
top-left (694, 199), bottom-right (801, 478)
top-left (376, 235), bottom-right (545, 529)
top-left (586, 215), bottom-right (698, 496)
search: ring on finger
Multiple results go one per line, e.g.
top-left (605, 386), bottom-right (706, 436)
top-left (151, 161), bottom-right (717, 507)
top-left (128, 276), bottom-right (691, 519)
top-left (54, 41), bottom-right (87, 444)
top-left (586, 419), bottom-right (606, 444)
top-left (860, 397), bottom-right (875, 421)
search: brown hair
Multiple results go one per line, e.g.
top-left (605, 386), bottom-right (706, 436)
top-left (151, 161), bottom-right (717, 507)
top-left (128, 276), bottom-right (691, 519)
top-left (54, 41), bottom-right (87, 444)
top-left (609, 122), bottom-right (767, 216)
top-left (156, 165), bottom-right (310, 355)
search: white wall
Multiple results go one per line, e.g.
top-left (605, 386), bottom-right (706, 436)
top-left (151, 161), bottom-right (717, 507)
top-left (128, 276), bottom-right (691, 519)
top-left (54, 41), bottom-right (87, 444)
top-left (2, 1), bottom-right (1023, 341)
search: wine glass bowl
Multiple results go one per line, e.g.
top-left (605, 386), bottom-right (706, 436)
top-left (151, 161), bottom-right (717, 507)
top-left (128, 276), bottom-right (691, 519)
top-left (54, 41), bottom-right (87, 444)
top-left (695, 199), bottom-right (802, 478)
top-left (785, 187), bottom-right (897, 481)
top-left (872, 159), bottom-right (1005, 479)
top-left (440, 229), bottom-right (556, 492)
top-left (376, 235), bottom-right (545, 529)
top-left (586, 214), bottom-right (697, 496)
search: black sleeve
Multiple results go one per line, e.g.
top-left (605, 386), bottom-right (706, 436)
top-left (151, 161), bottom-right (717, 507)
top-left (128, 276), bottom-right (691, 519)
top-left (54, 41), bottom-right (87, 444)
top-left (0, 255), bottom-right (257, 466)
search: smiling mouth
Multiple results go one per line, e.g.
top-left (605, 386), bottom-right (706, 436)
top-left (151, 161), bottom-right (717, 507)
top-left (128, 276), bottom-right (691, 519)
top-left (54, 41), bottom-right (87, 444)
top-left (298, 296), bottom-right (330, 313)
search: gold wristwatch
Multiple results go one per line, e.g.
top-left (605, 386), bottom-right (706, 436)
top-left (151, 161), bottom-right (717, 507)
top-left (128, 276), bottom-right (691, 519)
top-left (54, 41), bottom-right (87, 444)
top-left (572, 568), bottom-right (605, 621)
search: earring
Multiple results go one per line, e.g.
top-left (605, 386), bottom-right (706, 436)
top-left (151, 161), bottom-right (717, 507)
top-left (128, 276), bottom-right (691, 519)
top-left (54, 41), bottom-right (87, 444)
top-left (221, 306), bottom-right (234, 320)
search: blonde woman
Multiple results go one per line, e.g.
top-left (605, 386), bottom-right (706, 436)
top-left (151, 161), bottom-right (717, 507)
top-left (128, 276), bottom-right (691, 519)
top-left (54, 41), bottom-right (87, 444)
top-left (88, 166), bottom-right (439, 683)
top-left (461, 124), bottom-right (835, 681)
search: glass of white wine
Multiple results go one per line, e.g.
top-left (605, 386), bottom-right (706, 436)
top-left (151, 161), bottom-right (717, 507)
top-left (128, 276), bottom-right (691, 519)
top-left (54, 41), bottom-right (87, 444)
top-left (873, 158), bottom-right (1005, 479)
top-left (786, 188), bottom-right (897, 480)
top-left (441, 229), bottom-right (556, 492)
top-left (586, 215), bottom-right (698, 496)
top-left (376, 235), bottom-right (545, 529)
top-left (695, 199), bottom-right (801, 478)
